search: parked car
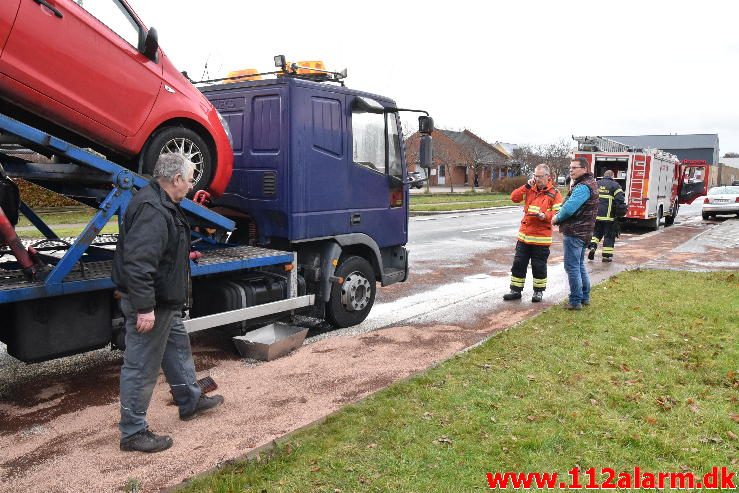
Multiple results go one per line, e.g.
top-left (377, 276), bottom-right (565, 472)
top-left (408, 171), bottom-right (426, 189)
top-left (702, 185), bottom-right (739, 219)
top-left (0, 0), bottom-right (232, 195)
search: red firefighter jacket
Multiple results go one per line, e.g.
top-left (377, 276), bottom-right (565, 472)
top-left (511, 181), bottom-right (563, 246)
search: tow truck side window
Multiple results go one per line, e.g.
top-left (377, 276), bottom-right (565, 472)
top-left (351, 109), bottom-right (402, 178)
top-left (73, 0), bottom-right (140, 49)
top-left (352, 111), bottom-right (385, 172)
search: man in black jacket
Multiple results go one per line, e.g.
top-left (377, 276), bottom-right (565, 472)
top-left (113, 153), bottom-right (223, 453)
top-left (588, 170), bottom-right (625, 262)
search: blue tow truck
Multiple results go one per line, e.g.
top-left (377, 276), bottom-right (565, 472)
top-left (0, 63), bottom-right (433, 363)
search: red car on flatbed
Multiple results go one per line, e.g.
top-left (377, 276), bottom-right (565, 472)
top-left (0, 0), bottom-right (232, 195)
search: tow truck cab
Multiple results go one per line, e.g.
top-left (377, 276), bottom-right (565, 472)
top-left (201, 75), bottom-right (433, 310)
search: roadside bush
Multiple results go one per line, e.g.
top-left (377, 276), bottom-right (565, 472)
top-left (16, 179), bottom-right (80, 208)
top-left (489, 175), bottom-right (527, 194)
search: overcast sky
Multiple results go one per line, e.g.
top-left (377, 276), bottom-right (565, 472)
top-left (129, 0), bottom-right (739, 155)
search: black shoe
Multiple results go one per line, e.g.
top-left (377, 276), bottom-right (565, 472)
top-left (503, 291), bottom-right (522, 301)
top-left (532, 292), bottom-right (543, 303)
top-left (602, 257), bottom-right (613, 263)
top-left (120, 429), bottom-right (173, 453)
top-left (587, 248), bottom-right (596, 261)
top-left (180, 394), bottom-right (224, 421)
top-left (565, 303), bottom-right (582, 310)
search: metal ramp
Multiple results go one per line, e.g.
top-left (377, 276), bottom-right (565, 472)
top-left (0, 113), bottom-right (293, 304)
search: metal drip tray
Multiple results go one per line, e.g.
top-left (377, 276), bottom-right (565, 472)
top-left (232, 322), bottom-right (308, 361)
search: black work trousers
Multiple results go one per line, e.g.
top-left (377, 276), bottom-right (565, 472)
top-left (589, 221), bottom-right (616, 259)
top-left (509, 241), bottom-right (550, 293)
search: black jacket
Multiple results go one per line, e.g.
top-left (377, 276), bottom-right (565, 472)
top-left (559, 173), bottom-right (599, 243)
top-left (112, 180), bottom-right (191, 313)
top-left (596, 176), bottom-right (625, 221)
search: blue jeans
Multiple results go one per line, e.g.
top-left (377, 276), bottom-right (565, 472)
top-left (119, 295), bottom-right (201, 439)
top-left (563, 235), bottom-right (591, 306)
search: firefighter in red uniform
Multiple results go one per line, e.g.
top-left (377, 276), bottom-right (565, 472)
top-left (503, 164), bottom-right (563, 303)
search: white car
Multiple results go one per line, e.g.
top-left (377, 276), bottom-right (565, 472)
top-left (702, 186), bottom-right (739, 219)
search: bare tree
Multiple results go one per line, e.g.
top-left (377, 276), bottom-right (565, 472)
top-left (509, 144), bottom-right (540, 176)
top-left (538, 138), bottom-right (574, 182)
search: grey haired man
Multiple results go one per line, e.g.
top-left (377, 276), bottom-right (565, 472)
top-left (112, 153), bottom-right (223, 453)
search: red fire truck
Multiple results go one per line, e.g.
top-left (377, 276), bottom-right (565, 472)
top-left (573, 136), bottom-right (709, 230)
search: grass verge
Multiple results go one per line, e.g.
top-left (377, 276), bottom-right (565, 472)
top-left (179, 270), bottom-right (738, 492)
top-left (410, 192), bottom-right (509, 205)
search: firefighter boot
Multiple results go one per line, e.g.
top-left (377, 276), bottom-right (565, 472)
top-left (587, 246), bottom-right (596, 261)
top-left (503, 290), bottom-right (522, 301)
top-left (531, 291), bottom-right (544, 303)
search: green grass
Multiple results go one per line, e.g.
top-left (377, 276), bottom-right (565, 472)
top-left (180, 270), bottom-right (738, 492)
top-left (410, 193), bottom-right (514, 212)
top-left (16, 207), bottom-right (96, 228)
top-left (14, 207), bottom-right (117, 238)
top-left (19, 223), bottom-right (119, 239)
top-left (410, 192), bottom-right (508, 204)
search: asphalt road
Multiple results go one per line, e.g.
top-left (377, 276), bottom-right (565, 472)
top-left (0, 200), bottom-right (721, 385)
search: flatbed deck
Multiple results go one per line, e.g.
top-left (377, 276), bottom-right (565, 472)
top-left (0, 244), bottom-right (294, 303)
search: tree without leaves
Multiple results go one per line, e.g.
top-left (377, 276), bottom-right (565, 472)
top-left (537, 138), bottom-right (575, 182)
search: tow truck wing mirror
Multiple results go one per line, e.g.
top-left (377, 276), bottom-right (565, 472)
top-left (418, 116), bottom-right (434, 135)
top-left (419, 134), bottom-right (433, 169)
top-left (141, 27), bottom-right (159, 62)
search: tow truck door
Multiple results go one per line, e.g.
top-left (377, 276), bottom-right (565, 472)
top-left (678, 163), bottom-right (710, 204)
top-left (348, 101), bottom-right (407, 248)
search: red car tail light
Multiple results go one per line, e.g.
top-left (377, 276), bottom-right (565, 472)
top-left (704, 197), bottom-right (710, 204)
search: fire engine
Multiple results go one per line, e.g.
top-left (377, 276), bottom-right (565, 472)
top-left (572, 136), bottom-right (709, 230)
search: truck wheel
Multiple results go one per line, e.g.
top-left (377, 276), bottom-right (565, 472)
top-left (648, 207), bottom-right (662, 231)
top-left (664, 202), bottom-right (678, 226)
top-left (326, 255), bottom-right (376, 328)
top-left (140, 126), bottom-right (214, 193)
top-left (702, 212), bottom-right (710, 220)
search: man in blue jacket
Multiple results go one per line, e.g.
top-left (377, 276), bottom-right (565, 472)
top-left (113, 153), bottom-right (224, 453)
top-left (552, 158), bottom-right (599, 310)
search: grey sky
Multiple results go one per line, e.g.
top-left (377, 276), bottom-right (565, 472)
top-left (129, 0), bottom-right (739, 155)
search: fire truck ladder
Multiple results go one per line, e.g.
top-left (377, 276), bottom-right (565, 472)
top-left (572, 136), bottom-right (633, 153)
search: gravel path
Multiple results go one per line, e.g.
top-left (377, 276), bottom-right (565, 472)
top-left (1, 217), bottom-right (737, 492)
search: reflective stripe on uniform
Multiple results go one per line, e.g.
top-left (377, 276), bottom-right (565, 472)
top-left (591, 236), bottom-right (600, 244)
top-left (517, 232), bottom-right (552, 245)
top-left (602, 247), bottom-right (614, 253)
top-left (532, 277), bottom-right (547, 288)
top-left (510, 275), bottom-right (525, 287)
top-left (596, 215), bottom-right (615, 221)
top-left (552, 203), bottom-right (562, 211)
top-left (528, 205), bottom-right (541, 212)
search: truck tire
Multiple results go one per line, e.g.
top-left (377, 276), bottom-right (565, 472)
top-left (326, 255), bottom-right (376, 328)
top-left (140, 126), bottom-right (214, 194)
top-left (648, 207), bottom-right (662, 231)
top-left (664, 202), bottom-right (678, 226)
top-left (702, 212), bottom-right (710, 220)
